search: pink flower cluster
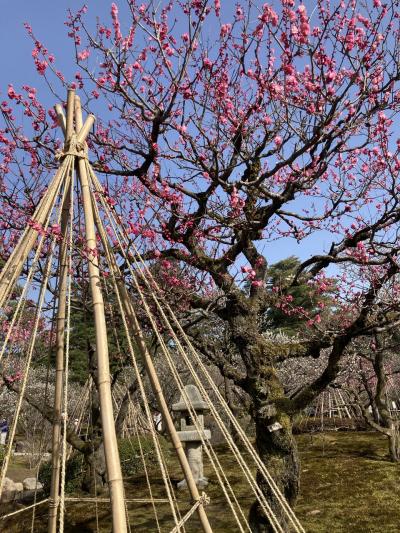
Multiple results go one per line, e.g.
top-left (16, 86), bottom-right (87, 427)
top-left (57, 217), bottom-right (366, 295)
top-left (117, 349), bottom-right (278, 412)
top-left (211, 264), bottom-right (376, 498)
top-left (4, 371), bottom-right (22, 384)
top-left (111, 3), bottom-right (122, 44)
top-left (77, 49), bottom-right (90, 61)
top-left (241, 265), bottom-right (263, 287)
top-left (229, 186), bottom-right (245, 215)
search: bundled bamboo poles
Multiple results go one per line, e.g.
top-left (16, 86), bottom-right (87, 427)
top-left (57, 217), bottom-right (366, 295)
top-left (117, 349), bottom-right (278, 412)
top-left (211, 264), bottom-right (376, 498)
top-left (46, 90), bottom-right (128, 533)
top-left (46, 88), bottom-right (211, 533)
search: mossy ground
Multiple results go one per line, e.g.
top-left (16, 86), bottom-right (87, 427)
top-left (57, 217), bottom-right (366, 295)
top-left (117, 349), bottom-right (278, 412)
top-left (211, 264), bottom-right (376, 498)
top-left (295, 431), bottom-right (400, 532)
top-left (1, 431), bottom-right (399, 532)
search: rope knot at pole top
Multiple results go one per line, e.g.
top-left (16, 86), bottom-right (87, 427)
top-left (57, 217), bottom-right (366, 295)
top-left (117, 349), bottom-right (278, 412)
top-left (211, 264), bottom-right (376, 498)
top-left (55, 133), bottom-right (88, 161)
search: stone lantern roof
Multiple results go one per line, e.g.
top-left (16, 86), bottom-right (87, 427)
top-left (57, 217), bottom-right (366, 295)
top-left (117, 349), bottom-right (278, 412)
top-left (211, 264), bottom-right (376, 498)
top-left (172, 384), bottom-right (209, 412)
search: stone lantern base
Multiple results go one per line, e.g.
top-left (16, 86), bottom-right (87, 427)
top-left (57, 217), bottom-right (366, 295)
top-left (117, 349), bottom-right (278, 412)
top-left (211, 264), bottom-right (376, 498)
top-left (176, 437), bottom-right (210, 490)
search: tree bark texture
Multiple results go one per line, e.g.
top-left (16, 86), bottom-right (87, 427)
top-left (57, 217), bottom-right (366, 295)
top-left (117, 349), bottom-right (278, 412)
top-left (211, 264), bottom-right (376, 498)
top-left (227, 311), bottom-right (300, 532)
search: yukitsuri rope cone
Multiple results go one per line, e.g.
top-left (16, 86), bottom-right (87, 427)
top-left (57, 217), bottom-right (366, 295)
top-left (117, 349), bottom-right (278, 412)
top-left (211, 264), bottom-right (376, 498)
top-left (0, 89), bottom-right (305, 533)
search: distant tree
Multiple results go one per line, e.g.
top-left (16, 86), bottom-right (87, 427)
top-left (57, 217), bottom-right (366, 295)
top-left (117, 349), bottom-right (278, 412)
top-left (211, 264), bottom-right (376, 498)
top-left (350, 332), bottom-right (400, 462)
top-left (263, 256), bottom-right (335, 335)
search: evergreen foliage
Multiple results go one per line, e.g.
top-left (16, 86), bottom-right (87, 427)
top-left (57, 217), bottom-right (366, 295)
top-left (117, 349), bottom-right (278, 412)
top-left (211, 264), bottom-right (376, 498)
top-left (264, 256), bottom-right (335, 335)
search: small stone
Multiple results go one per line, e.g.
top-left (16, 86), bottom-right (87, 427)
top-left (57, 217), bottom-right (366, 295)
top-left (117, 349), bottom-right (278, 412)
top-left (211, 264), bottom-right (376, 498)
top-left (1, 477), bottom-right (16, 503)
top-left (14, 482), bottom-right (23, 500)
top-left (22, 478), bottom-right (43, 491)
top-left (307, 509), bottom-right (321, 516)
top-left (22, 478), bottom-right (43, 503)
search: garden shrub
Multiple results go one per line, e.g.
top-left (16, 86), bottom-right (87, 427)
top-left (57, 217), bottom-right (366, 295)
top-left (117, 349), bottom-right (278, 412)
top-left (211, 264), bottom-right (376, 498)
top-left (119, 435), bottom-right (169, 477)
top-left (39, 453), bottom-right (85, 495)
top-left (39, 435), bottom-right (169, 493)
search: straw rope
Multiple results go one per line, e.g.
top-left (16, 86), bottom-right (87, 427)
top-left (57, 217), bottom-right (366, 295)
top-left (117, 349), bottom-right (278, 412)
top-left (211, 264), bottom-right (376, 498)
top-left (91, 195), bottom-right (182, 530)
top-left (0, 158), bottom-right (73, 364)
top-left (0, 498), bottom-right (49, 520)
top-left (89, 164), bottom-right (250, 532)
top-left (89, 166), bottom-right (304, 532)
top-left (0, 157), bottom-right (73, 309)
top-left (65, 497), bottom-right (171, 503)
top-left (131, 396), bottom-right (162, 532)
top-left (169, 493), bottom-right (211, 533)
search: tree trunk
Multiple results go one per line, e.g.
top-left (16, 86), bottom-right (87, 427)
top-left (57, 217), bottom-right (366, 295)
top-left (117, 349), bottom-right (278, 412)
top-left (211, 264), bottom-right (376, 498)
top-left (82, 443), bottom-right (107, 494)
top-left (224, 376), bottom-right (242, 441)
top-left (388, 424), bottom-right (400, 462)
top-left (226, 311), bottom-right (301, 532)
top-left (249, 409), bottom-right (299, 532)
top-left (371, 403), bottom-right (381, 425)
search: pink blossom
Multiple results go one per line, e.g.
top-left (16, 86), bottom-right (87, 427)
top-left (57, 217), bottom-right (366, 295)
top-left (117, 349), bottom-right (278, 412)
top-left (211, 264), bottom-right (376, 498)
top-left (111, 3), bottom-right (122, 43)
top-left (220, 24), bottom-right (231, 38)
top-left (230, 186), bottom-right (245, 212)
top-left (7, 85), bottom-right (18, 100)
top-left (50, 223), bottom-right (61, 236)
top-left (236, 6), bottom-right (244, 20)
top-left (35, 60), bottom-right (48, 76)
top-left (77, 49), bottom-right (90, 61)
top-left (259, 4), bottom-right (279, 27)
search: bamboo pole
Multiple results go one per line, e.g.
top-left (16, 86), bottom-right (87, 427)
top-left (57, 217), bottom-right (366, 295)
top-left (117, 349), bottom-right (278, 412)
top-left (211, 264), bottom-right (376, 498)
top-left (47, 178), bottom-right (72, 532)
top-left (122, 294), bottom-right (212, 533)
top-left (0, 96), bottom-right (73, 304)
top-left (48, 89), bottom-right (74, 533)
top-left (338, 389), bottom-right (352, 419)
top-left (54, 104), bottom-right (66, 136)
top-left (74, 96), bottom-right (127, 533)
top-left (0, 157), bottom-right (71, 308)
top-left (91, 203), bottom-right (212, 533)
top-left (65, 88), bottom-right (75, 141)
top-left (320, 393), bottom-right (324, 431)
top-left (76, 114), bottom-right (95, 146)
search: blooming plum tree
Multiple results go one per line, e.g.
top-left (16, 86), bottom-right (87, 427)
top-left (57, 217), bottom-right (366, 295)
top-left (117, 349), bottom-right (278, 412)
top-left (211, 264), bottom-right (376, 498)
top-left (2, 0), bottom-right (400, 530)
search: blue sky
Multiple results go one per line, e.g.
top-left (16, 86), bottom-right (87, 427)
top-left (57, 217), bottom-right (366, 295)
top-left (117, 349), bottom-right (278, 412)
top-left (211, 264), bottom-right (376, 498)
top-left (0, 1), bottom-right (92, 92)
top-left (0, 1), bottom-right (343, 267)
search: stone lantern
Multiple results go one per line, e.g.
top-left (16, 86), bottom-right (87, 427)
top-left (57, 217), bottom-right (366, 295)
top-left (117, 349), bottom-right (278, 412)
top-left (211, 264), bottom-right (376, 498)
top-left (172, 384), bottom-right (211, 489)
